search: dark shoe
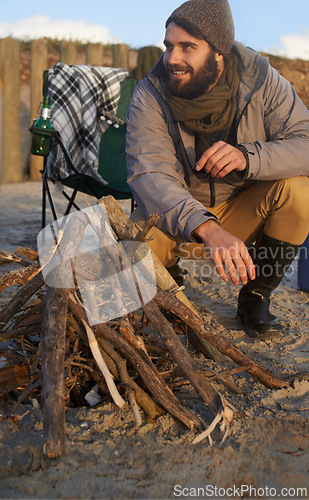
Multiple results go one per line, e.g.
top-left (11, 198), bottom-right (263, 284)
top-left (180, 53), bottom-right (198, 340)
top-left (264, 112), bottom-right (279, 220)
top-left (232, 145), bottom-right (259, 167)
top-left (238, 234), bottom-right (299, 340)
top-left (237, 289), bottom-right (282, 339)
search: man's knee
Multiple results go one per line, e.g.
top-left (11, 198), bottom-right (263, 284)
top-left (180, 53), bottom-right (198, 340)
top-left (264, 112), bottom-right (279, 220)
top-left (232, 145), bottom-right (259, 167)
top-left (278, 176), bottom-right (309, 221)
top-left (263, 176), bottom-right (309, 244)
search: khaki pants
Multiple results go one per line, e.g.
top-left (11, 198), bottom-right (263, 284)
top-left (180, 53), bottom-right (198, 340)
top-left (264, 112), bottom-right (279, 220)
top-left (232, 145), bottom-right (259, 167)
top-left (131, 176), bottom-right (309, 267)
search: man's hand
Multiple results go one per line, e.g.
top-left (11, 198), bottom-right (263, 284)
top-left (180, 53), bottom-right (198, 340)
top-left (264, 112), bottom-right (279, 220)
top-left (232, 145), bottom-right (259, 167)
top-left (193, 220), bottom-right (256, 285)
top-left (196, 141), bottom-right (247, 178)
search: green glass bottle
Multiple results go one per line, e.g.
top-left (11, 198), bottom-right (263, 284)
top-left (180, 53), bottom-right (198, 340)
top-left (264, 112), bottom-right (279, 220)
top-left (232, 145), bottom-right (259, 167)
top-left (30, 95), bottom-right (54, 156)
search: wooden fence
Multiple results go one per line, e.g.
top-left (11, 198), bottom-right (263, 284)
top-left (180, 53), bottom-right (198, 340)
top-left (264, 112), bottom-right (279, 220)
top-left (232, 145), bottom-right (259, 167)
top-left (0, 38), bottom-right (138, 183)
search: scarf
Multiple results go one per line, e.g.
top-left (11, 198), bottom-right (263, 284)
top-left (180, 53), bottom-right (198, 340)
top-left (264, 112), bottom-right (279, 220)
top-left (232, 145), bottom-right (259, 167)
top-left (165, 52), bottom-right (240, 138)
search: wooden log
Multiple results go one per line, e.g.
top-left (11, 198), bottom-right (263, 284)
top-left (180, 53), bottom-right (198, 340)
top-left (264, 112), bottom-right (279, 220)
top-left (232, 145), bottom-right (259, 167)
top-left (68, 294), bottom-right (202, 430)
top-left (155, 289), bottom-right (290, 389)
top-left (99, 196), bottom-right (223, 362)
top-left (105, 211), bottom-right (225, 414)
top-left (15, 247), bottom-right (39, 262)
top-left (41, 211), bottom-right (88, 458)
top-left (0, 327), bottom-right (37, 341)
top-left (41, 286), bottom-right (70, 458)
top-left (162, 365), bottom-right (242, 394)
top-left (0, 248), bottom-right (36, 267)
top-left (0, 363), bottom-right (29, 395)
top-left (0, 265), bottom-right (39, 293)
top-left (141, 300), bottom-right (224, 417)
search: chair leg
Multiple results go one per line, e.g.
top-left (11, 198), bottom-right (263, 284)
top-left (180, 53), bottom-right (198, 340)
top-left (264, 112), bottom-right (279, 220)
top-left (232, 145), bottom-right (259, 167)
top-left (43, 177), bottom-right (58, 223)
top-left (42, 178), bottom-right (47, 229)
top-left (63, 179), bottom-right (81, 216)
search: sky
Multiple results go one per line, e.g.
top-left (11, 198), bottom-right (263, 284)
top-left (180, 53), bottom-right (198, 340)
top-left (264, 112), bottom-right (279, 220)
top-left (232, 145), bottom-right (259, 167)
top-left (0, 0), bottom-right (309, 59)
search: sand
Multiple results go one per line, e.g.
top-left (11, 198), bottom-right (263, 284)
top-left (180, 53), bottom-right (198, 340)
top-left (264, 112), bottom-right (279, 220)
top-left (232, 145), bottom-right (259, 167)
top-left (0, 182), bottom-right (308, 500)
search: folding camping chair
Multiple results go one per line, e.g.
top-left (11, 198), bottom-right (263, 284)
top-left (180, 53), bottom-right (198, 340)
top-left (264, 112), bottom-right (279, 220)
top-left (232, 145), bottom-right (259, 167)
top-left (31, 63), bottom-right (137, 227)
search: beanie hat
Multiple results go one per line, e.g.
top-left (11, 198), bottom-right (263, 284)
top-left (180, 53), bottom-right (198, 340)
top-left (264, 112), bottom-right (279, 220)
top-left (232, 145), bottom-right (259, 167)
top-left (165, 0), bottom-right (235, 58)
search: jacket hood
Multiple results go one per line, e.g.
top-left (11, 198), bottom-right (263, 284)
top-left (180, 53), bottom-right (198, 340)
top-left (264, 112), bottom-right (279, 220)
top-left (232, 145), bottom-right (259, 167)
top-left (232, 41), bottom-right (269, 94)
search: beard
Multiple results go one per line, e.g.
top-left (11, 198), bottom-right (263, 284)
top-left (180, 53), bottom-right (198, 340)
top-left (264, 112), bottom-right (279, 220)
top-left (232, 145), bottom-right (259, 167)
top-left (165, 50), bottom-right (219, 99)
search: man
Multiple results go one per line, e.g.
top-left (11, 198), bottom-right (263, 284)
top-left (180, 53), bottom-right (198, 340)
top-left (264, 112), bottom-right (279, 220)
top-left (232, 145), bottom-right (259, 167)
top-left (126, 0), bottom-right (309, 339)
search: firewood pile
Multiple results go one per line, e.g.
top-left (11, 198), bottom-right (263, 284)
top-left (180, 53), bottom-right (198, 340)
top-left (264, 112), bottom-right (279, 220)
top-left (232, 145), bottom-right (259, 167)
top-left (0, 196), bottom-right (293, 458)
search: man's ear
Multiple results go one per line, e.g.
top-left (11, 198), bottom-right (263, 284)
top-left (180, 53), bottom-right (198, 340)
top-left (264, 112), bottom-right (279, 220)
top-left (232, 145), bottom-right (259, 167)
top-left (215, 52), bottom-right (224, 62)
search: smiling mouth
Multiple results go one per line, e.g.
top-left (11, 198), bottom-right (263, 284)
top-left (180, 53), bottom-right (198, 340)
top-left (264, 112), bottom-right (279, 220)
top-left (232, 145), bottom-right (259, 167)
top-left (166, 64), bottom-right (193, 78)
top-left (171, 70), bottom-right (188, 75)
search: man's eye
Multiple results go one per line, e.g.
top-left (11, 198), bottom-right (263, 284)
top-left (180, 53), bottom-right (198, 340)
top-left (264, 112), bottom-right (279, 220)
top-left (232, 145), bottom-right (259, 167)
top-left (183, 44), bottom-right (192, 51)
top-left (164, 43), bottom-right (173, 51)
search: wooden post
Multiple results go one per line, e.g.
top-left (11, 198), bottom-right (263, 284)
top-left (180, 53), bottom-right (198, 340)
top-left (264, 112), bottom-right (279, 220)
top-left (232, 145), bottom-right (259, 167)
top-left (60, 40), bottom-right (77, 65)
top-left (30, 38), bottom-right (48, 181)
top-left (0, 38), bottom-right (23, 184)
top-left (112, 44), bottom-right (129, 70)
top-left (86, 43), bottom-right (104, 66)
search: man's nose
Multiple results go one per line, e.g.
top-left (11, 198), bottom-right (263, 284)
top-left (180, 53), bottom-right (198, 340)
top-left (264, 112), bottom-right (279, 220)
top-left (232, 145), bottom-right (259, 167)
top-left (167, 48), bottom-right (182, 65)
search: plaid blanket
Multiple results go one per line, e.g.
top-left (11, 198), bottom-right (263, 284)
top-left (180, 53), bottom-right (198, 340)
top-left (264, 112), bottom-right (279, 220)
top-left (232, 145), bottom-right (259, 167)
top-left (45, 63), bottom-right (128, 181)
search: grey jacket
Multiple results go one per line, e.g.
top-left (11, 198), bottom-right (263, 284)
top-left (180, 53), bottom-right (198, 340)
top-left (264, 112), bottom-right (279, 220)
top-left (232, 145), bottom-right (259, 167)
top-left (126, 41), bottom-right (309, 241)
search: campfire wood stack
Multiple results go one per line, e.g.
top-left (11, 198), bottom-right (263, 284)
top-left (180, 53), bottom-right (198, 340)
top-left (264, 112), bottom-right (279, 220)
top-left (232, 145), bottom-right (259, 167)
top-left (0, 196), bottom-right (293, 458)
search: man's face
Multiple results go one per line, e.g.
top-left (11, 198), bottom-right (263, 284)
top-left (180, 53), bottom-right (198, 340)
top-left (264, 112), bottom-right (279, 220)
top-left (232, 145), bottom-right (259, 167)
top-left (163, 22), bottom-right (223, 99)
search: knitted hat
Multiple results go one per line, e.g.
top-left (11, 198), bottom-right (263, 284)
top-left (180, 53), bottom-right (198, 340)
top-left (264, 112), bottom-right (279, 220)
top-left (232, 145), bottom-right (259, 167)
top-left (165, 0), bottom-right (235, 57)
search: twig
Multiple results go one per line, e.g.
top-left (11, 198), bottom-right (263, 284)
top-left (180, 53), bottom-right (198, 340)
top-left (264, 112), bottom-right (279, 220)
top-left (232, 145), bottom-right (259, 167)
top-left (14, 376), bottom-right (41, 407)
top-left (127, 389), bottom-right (142, 426)
top-left (133, 214), bottom-right (160, 242)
